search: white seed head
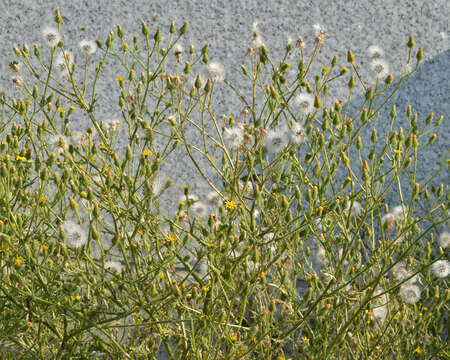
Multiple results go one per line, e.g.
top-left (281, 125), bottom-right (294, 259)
top-left (189, 201), bottom-right (208, 219)
top-left (294, 93), bottom-right (315, 115)
top-left (382, 213), bottom-right (395, 227)
top-left (370, 59), bottom-right (389, 78)
top-left (438, 231), bottom-right (450, 248)
top-left (54, 51), bottom-right (73, 78)
top-left (263, 129), bottom-right (288, 153)
top-left (223, 127), bottom-right (244, 150)
top-left (42, 27), bottom-right (61, 48)
top-left (104, 261), bottom-right (124, 273)
top-left (178, 193), bottom-right (199, 203)
top-left (367, 45), bottom-right (385, 60)
top-left (79, 40), bottom-right (97, 56)
top-left (206, 62), bottom-right (225, 82)
top-left (290, 122), bottom-right (307, 144)
top-left (391, 205), bottom-right (405, 222)
top-left (372, 304), bottom-right (388, 324)
top-left (173, 43), bottom-right (183, 55)
top-left (346, 201), bottom-right (363, 217)
top-left (392, 262), bottom-right (418, 285)
top-left (48, 134), bottom-right (68, 154)
top-left (431, 260), bottom-right (450, 278)
top-left (206, 191), bottom-right (222, 208)
top-left (62, 220), bottom-right (88, 249)
top-left (399, 284), bottom-right (421, 304)
top-left (315, 245), bottom-right (329, 266)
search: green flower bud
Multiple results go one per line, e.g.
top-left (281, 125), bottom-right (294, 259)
top-left (141, 20), bottom-right (149, 36)
top-left (179, 21), bottom-right (188, 35)
top-left (117, 24), bottom-right (124, 39)
top-left (428, 133), bottom-right (437, 145)
top-left (153, 28), bottom-right (162, 43)
top-left (390, 104), bottom-right (397, 120)
top-left (416, 48), bottom-right (423, 62)
top-left (407, 35), bottom-right (415, 49)
top-left (347, 50), bottom-right (355, 63)
top-left (331, 55), bottom-right (338, 67)
top-left (33, 44), bottom-right (40, 58)
top-left (425, 112), bottom-right (434, 125)
top-left (348, 75), bottom-right (355, 89)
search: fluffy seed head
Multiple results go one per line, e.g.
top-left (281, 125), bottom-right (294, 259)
top-left (346, 201), bottom-right (363, 217)
top-left (206, 191), bottom-right (222, 208)
top-left (263, 129), bottom-right (288, 153)
top-left (104, 261), bottom-right (124, 273)
top-left (438, 231), bottom-right (450, 248)
top-left (54, 51), bottom-right (73, 78)
top-left (370, 59), bottom-right (389, 78)
top-left (223, 127), bottom-right (244, 150)
top-left (190, 201), bottom-right (208, 219)
top-left (431, 260), bottom-right (450, 278)
top-left (42, 27), bottom-right (61, 48)
top-left (367, 45), bottom-right (385, 60)
top-left (392, 262), bottom-right (418, 285)
top-left (391, 205), bottom-right (405, 222)
top-left (206, 62), bottom-right (225, 82)
top-left (399, 284), bottom-right (421, 304)
top-left (290, 122), bottom-right (307, 144)
top-left (294, 93), bottom-right (315, 115)
top-left (79, 40), bottom-right (97, 56)
top-left (62, 220), bottom-right (88, 249)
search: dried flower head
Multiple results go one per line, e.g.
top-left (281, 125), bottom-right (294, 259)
top-left (79, 39), bottom-right (97, 56)
top-left (294, 93), bottom-right (315, 115)
top-left (382, 213), bottom-right (395, 228)
top-left (251, 21), bottom-right (265, 53)
top-left (313, 23), bottom-right (327, 45)
top-left (315, 245), bottom-right (329, 266)
top-left (370, 59), bottom-right (389, 78)
top-left (101, 118), bottom-right (122, 132)
top-left (367, 45), bottom-right (385, 60)
top-left (42, 26), bottom-right (61, 48)
top-left (438, 231), bottom-right (450, 248)
top-left (263, 129), bottom-right (288, 153)
top-left (9, 61), bottom-right (20, 74)
top-left (62, 220), bottom-right (88, 249)
top-left (290, 122), bottom-right (307, 144)
top-left (12, 76), bottom-right (24, 88)
top-left (223, 127), bottom-right (244, 150)
top-left (399, 284), bottom-right (421, 304)
top-left (431, 260), bottom-right (450, 278)
top-left (206, 62), bottom-right (225, 82)
top-left (173, 43), bottom-right (183, 63)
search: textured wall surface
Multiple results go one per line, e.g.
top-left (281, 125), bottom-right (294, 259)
top-left (0, 0), bottom-right (448, 216)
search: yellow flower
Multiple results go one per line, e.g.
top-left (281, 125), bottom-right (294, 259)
top-left (321, 66), bottom-right (329, 72)
top-left (116, 76), bottom-right (124, 82)
top-left (159, 273), bottom-right (165, 280)
top-left (14, 256), bottom-right (24, 266)
top-left (342, 67), bottom-right (349, 72)
top-left (415, 347), bottom-right (423, 355)
top-left (302, 336), bottom-right (310, 344)
top-left (41, 244), bottom-right (49, 251)
top-left (75, 295), bottom-right (81, 301)
top-left (202, 285), bottom-right (209, 293)
top-left (166, 234), bottom-right (175, 243)
top-left (69, 106), bottom-right (76, 110)
top-left (230, 334), bottom-right (237, 342)
top-left (109, 281), bottom-right (115, 286)
top-left (58, 108), bottom-right (65, 113)
top-left (142, 150), bottom-right (152, 157)
top-left (225, 200), bottom-right (236, 210)
top-left (16, 155), bottom-right (26, 161)
top-left (80, 191), bottom-right (87, 198)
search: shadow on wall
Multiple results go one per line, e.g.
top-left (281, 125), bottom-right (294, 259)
top-left (339, 49), bottom-right (449, 206)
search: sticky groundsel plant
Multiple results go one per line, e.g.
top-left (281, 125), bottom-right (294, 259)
top-left (0, 9), bottom-right (448, 360)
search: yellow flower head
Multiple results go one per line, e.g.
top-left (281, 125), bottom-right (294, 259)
top-left (225, 200), bottom-right (236, 210)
